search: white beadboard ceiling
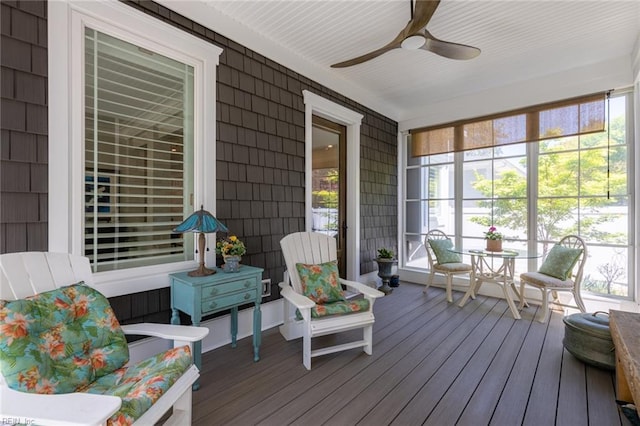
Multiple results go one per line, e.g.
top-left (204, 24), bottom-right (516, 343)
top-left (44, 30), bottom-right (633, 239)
top-left (159, 0), bottom-right (640, 123)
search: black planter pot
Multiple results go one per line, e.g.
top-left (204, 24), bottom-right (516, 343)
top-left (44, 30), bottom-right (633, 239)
top-left (376, 258), bottom-right (397, 294)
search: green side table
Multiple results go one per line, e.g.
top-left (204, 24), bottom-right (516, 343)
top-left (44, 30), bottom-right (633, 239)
top-left (170, 265), bottom-right (264, 389)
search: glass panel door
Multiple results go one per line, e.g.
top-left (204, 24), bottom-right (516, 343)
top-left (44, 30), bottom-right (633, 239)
top-left (312, 116), bottom-right (346, 276)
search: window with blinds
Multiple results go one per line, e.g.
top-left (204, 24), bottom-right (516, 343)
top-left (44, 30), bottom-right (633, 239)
top-left (84, 28), bottom-right (195, 272)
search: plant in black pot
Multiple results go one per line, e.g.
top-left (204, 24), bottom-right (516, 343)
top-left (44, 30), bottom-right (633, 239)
top-left (376, 248), bottom-right (397, 295)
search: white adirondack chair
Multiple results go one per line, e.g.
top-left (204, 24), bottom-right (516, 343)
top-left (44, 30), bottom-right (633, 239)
top-left (279, 232), bottom-right (384, 370)
top-left (0, 252), bottom-right (208, 426)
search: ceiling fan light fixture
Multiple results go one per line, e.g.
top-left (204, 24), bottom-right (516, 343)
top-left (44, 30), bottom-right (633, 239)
top-left (401, 35), bottom-right (425, 50)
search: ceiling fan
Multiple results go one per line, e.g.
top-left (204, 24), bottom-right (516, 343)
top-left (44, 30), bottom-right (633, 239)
top-left (331, 0), bottom-right (480, 68)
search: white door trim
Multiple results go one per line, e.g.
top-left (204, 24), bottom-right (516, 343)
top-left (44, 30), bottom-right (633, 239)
top-left (303, 90), bottom-right (363, 281)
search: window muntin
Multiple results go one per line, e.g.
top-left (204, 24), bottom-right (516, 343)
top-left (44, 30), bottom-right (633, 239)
top-left (404, 141), bottom-right (455, 268)
top-left (462, 148), bottom-right (528, 243)
top-left (535, 96), bottom-right (630, 296)
top-left (537, 150), bottom-right (579, 197)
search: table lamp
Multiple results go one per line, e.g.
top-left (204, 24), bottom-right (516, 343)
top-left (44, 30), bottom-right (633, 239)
top-left (173, 205), bottom-right (228, 276)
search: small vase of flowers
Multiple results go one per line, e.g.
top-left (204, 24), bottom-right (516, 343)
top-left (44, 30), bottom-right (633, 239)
top-left (484, 226), bottom-right (503, 252)
top-left (216, 235), bottom-right (246, 272)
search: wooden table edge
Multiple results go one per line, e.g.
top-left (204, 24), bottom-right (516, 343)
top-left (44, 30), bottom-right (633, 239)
top-left (610, 309), bottom-right (640, 405)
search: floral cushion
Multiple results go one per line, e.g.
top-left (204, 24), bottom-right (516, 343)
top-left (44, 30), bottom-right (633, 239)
top-left (295, 260), bottom-right (345, 304)
top-left (0, 283), bottom-right (129, 394)
top-left (82, 345), bottom-right (193, 426)
top-left (538, 244), bottom-right (583, 280)
top-left (296, 298), bottom-right (370, 320)
top-left (428, 238), bottom-right (462, 264)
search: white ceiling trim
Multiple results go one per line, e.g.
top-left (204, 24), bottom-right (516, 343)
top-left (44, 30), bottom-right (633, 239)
top-left (155, 0), bottom-right (401, 120)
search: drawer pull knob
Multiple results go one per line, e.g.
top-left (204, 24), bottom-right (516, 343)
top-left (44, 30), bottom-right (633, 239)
top-left (244, 293), bottom-right (251, 300)
top-left (209, 302), bottom-right (217, 309)
top-left (209, 288), bottom-right (218, 296)
top-left (244, 281), bottom-right (251, 288)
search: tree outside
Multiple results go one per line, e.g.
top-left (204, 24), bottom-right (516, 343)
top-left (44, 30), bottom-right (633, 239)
top-left (312, 169), bottom-right (339, 233)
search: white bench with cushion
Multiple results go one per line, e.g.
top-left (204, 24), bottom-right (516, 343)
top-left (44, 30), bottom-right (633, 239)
top-left (0, 252), bottom-right (208, 426)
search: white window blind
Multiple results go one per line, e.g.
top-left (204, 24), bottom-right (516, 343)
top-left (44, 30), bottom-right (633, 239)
top-left (84, 28), bottom-right (194, 272)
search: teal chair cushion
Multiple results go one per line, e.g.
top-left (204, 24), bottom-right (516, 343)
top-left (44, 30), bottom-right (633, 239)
top-left (538, 244), bottom-right (583, 280)
top-left (0, 283), bottom-right (129, 394)
top-left (428, 238), bottom-right (462, 264)
top-left (83, 344), bottom-right (193, 425)
top-left (296, 298), bottom-right (370, 320)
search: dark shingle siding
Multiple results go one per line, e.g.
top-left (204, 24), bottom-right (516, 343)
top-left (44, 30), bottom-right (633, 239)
top-left (1, 0), bottom-right (398, 323)
top-left (0, 1), bottom-right (48, 252)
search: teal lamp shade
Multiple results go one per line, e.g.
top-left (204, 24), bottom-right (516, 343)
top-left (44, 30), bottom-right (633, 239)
top-left (173, 205), bottom-right (229, 234)
top-left (174, 205), bottom-right (228, 276)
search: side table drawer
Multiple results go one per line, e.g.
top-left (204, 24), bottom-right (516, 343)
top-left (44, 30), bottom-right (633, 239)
top-left (202, 278), bottom-right (257, 298)
top-left (202, 289), bottom-right (258, 314)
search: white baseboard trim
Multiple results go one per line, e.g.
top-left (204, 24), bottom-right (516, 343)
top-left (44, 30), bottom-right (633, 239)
top-left (128, 299), bottom-right (284, 364)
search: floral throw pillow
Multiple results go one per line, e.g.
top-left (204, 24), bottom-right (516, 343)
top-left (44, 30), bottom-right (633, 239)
top-left (0, 283), bottom-right (129, 394)
top-left (428, 238), bottom-right (462, 264)
top-left (295, 260), bottom-right (346, 304)
top-left (538, 244), bottom-right (583, 280)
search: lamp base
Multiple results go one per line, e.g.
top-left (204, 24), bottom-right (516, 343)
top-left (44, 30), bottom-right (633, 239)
top-left (188, 232), bottom-right (216, 277)
top-left (188, 265), bottom-right (216, 277)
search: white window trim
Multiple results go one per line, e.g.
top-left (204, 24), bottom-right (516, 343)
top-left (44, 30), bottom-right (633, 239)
top-left (303, 90), bottom-right (363, 281)
top-left (48, 0), bottom-right (222, 297)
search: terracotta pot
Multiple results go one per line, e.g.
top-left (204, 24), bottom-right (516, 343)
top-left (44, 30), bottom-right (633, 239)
top-left (485, 239), bottom-right (503, 252)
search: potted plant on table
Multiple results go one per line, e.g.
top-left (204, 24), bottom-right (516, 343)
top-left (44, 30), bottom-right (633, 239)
top-left (484, 226), bottom-right (503, 252)
top-left (375, 248), bottom-right (397, 294)
top-left (216, 235), bottom-right (246, 272)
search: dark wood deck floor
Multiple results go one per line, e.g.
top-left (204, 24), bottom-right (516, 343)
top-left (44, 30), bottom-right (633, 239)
top-left (193, 282), bottom-right (629, 426)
